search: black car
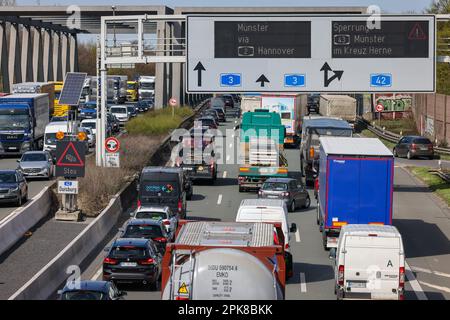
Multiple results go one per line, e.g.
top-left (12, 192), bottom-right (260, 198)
top-left (102, 238), bottom-right (162, 289)
top-left (137, 100), bottom-right (153, 112)
top-left (59, 280), bottom-right (126, 300)
top-left (127, 105), bottom-right (138, 118)
top-left (0, 170), bottom-right (28, 206)
top-left (107, 113), bottom-right (121, 134)
top-left (196, 116), bottom-right (218, 129)
top-left (211, 106), bottom-right (226, 122)
top-left (201, 109), bottom-right (220, 123)
top-left (138, 167), bottom-right (193, 219)
top-left (221, 95), bottom-right (235, 109)
top-left (120, 219), bottom-right (170, 254)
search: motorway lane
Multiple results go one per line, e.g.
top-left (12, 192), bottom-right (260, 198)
top-left (0, 157), bottom-right (54, 221)
top-left (71, 109), bottom-right (450, 300)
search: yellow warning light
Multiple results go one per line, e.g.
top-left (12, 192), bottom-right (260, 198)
top-left (77, 131), bottom-right (87, 141)
top-left (56, 131), bottom-right (65, 140)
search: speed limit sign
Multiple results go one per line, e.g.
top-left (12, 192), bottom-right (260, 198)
top-left (375, 104), bottom-right (384, 112)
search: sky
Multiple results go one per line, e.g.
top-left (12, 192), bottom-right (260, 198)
top-left (17, 0), bottom-right (434, 14)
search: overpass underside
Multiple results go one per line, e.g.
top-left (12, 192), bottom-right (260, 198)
top-left (0, 5), bottom-right (365, 107)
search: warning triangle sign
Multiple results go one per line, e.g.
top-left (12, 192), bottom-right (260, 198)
top-left (408, 23), bottom-right (427, 40)
top-left (56, 142), bottom-right (85, 167)
top-left (178, 282), bottom-right (189, 294)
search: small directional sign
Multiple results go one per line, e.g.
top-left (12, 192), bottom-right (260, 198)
top-left (55, 141), bottom-right (86, 178)
top-left (187, 15), bottom-right (434, 93)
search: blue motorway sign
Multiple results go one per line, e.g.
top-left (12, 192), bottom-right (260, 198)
top-left (284, 74), bottom-right (306, 87)
top-left (370, 74), bottom-right (392, 87)
top-left (220, 73), bottom-right (241, 87)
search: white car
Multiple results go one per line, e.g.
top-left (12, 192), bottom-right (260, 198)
top-left (109, 105), bottom-right (130, 124)
top-left (78, 127), bottom-right (95, 148)
top-left (331, 224), bottom-right (405, 300)
top-left (80, 119), bottom-right (97, 136)
top-left (130, 206), bottom-right (179, 241)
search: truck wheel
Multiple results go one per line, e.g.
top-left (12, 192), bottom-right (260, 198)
top-left (393, 148), bottom-right (398, 157)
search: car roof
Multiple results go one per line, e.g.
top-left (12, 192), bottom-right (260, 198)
top-left (265, 178), bottom-right (295, 183)
top-left (320, 137), bottom-right (393, 157)
top-left (126, 218), bottom-right (164, 226)
top-left (239, 199), bottom-right (286, 208)
top-left (113, 238), bottom-right (150, 247)
top-left (136, 205), bottom-right (170, 213)
top-left (341, 224), bottom-right (401, 238)
top-left (81, 119), bottom-right (96, 123)
top-left (22, 151), bottom-right (48, 155)
top-left (141, 166), bottom-right (182, 174)
top-left (62, 280), bottom-right (109, 292)
top-left (303, 117), bottom-right (352, 130)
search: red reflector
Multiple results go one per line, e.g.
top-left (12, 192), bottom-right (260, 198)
top-left (163, 220), bottom-right (171, 225)
top-left (273, 231), bottom-right (280, 245)
top-left (368, 234), bottom-right (378, 237)
top-left (177, 200), bottom-right (182, 212)
top-left (153, 237), bottom-right (167, 243)
top-left (175, 296), bottom-right (189, 300)
top-left (103, 257), bottom-right (118, 265)
top-left (285, 243), bottom-right (290, 250)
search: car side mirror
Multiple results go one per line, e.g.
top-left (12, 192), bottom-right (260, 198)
top-left (290, 223), bottom-right (297, 233)
top-left (16, 159), bottom-right (20, 163)
top-left (103, 246), bottom-right (110, 252)
top-left (118, 228), bottom-right (124, 232)
top-left (129, 212), bottom-right (135, 217)
top-left (329, 248), bottom-right (337, 260)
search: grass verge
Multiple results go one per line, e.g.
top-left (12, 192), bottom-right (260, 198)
top-left (409, 166), bottom-right (450, 207)
top-left (125, 106), bottom-right (193, 135)
top-left (361, 129), bottom-right (396, 150)
top-left (376, 118), bottom-right (419, 136)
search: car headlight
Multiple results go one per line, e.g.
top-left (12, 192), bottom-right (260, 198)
top-left (9, 186), bottom-right (19, 192)
top-left (21, 142), bottom-right (31, 150)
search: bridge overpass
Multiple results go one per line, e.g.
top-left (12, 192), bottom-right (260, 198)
top-left (0, 5), bottom-right (366, 108)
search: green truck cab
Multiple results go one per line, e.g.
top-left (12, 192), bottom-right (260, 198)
top-left (238, 110), bottom-right (288, 192)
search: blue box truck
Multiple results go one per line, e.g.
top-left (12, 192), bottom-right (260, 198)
top-left (317, 137), bottom-right (394, 250)
top-left (0, 93), bottom-right (50, 155)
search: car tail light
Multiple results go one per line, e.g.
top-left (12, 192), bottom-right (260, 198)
top-left (429, 145), bottom-right (433, 150)
top-left (282, 192), bottom-right (290, 197)
top-left (258, 190), bottom-right (263, 196)
top-left (163, 220), bottom-right (171, 226)
top-left (210, 162), bottom-right (214, 171)
top-left (411, 143), bottom-right (417, 150)
top-left (137, 199), bottom-right (141, 208)
top-left (399, 267), bottom-right (405, 288)
top-left (103, 257), bottom-right (118, 265)
top-left (153, 237), bottom-right (168, 243)
top-left (338, 265), bottom-right (345, 286)
top-left (177, 200), bottom-right (183, 213)
top-left (315, 178), bottom-right (319, 191)
top-left (309, 147), bottom-right (315, 158)
top-left (285, 243), bottom-right (290, 250)
top-left (277, 168), bottom-right (288, 174)
top-left (138, 258), bottom-right (155, 265)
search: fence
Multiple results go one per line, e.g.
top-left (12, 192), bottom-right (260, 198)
top-left (413, 93), bottom-right (450, 146)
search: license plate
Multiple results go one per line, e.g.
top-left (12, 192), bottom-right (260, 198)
top-left (420, 147), bottom-right (428, 151)
top-left (8, 147), bottom-right (17, 150)
top-left (268, 195), bottom-right (279, 199)
top-left (0, 194), bottom-right (5, 198)
top-left (120, 262), bottom-right (137, 267)
top-left (347, 281), bottom-right (366, 288)
top-left (183, 167), bottom-right (193, 171)
top-left (198, 166), bottom-right (204, 171)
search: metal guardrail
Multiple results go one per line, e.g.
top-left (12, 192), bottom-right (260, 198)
top-left (356, 116), bottom-right (450, 156)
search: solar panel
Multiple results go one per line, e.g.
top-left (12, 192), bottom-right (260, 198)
top-left (58, 72), bottom-right (87, 106)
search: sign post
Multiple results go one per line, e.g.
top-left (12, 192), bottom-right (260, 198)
top-left (376, 103), bottom-right (384, 126)
top-left (186, 15), bottom-right (435, 93)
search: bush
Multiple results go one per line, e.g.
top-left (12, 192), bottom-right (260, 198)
top-left (125, 106), bottom-right (193, 135)
top-left (77, 135), bottom-right (164, 216)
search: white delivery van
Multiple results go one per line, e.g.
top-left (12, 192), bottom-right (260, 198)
top-left (236, 199), bottom-right (296, 251)
top-left (43, 121), bottom-right (69, 156)
top-left (109, 105), bottom-right (129, 125)
top-left (331, 224), bottom-right (405, 300)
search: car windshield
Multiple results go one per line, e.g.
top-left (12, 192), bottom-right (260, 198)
top-left (82, 122), bottom-right (96, 129)
top-left (21, 153), bottom-right (46, 162)
top-left (413, 138), bottom-right (431, 144)
top-left (262, 182), bottom-right (288, 191)
top-left (124, 225), bottom-right (164, 238)
top-left (110, 245), bottom-right (148, 259)
top-left (111, 108), bottom-right (127, 114)
top-left (127, 83), bottom-right (136, 89)
top-left (135, 211), bottom-right (166, 220)
top-left (140, 82), bottom-right (154, 90)
top-left (0, 173), bottom-right (16, 183)
top-left (62, 291), bottom-right (104, 300)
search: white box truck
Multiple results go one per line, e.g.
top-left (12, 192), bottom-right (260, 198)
top-left (331, 224), bottom-right (405, 300)
top-left (319, 95), bottom-right (357, 125)
top-left (12, 82), bottom-right (55, 117)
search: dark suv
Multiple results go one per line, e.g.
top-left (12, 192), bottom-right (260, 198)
top-left (102, 238), bottom-right (162, 289)
top-left (258, 178), bottom-right (311, 212)
top-left (120, 219), bottom-right (171, 254)
top-left (137, 167), bottom-right (193, 219)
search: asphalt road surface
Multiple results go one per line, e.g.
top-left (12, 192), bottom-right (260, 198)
top-left (73, 108), bottom-right (450, 300)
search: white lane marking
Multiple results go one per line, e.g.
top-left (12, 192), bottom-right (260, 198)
top-left (300, 273), bottom-right (307, 293)
top-left (217, 194), bottom-right (223, 205)
top-left (405, 262), bottom-right (428, 300)
top-left (226, 155), bottom-right (230, 162)
top-left (232, 134), bottom-right (235, 138)
top-left (234, 120), bottom-right (237, 124)
top-left (295, 230), bottom-right (301, 242)
top-left (223, 171), bottom-right (227, 179)
top-left (91, 266), bottom-right (103, 281)
top-left (418, 281), bottom-right (450, 293)
top-left (410, 265), bottom-right (450, 279)
top-left (229, 143), bottom-right (233, 148)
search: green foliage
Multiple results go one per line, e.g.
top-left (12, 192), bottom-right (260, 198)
top-left (411, 166), bottom-right (450, 206)
top-left (125, 106), bottom-right (193, 135)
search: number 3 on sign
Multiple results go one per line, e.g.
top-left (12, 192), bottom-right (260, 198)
top-left (370, 73), bottom-right (392, 87)
top-left (220, 73), bottom-right (241, 87)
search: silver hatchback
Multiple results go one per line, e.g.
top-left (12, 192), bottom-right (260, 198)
top-left (258, 178), bottom-right (311, 212)
top-left (17, 151), bottom-right (54, 179)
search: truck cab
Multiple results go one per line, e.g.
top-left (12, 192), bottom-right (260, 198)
top-left (138, 76), bottom-right (155, 101)
top-left (126, 81), bottom-right (138, 102)
top-left (331, 224), bottom-right (405, 300)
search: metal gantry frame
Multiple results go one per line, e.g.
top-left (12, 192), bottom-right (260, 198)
top-left (96, 14), bottom-right (186, 166)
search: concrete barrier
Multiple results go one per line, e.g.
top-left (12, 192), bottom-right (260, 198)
top-left (0, 182), bottom-right (56, 257)
top-left (8, 98), bottom-right (210, 300)
top-left (9, 179), bottom-right (136, 300)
